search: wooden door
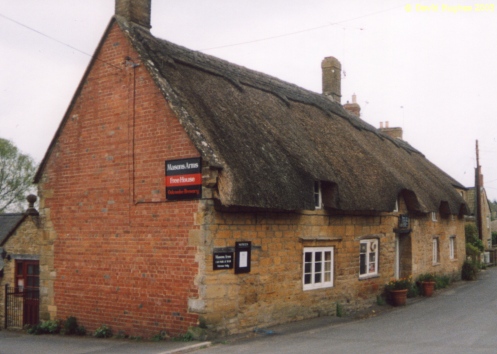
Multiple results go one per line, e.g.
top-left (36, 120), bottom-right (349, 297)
top-left (15, 260), bottom-right (40, 326)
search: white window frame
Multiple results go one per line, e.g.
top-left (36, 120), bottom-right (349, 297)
top-left (360, 239), bottom-right (379, 278)
top-left (433, 238), bottom-right (440, 264)
top-left (449, 236), bottom-right (455, 260)
top-left (303, 247), bottom-right (333, 290)
top-left (314, 181), bottom-right (322, 209)
top-left (431, 212), bottom-right (437, 222)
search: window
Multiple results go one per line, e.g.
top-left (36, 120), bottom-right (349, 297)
top-left (360, 239), bottom-right (378, 277)
top-left (314, 182), bottom-right (322, 209)
top-left (449, 236), bottom-right (456, 260)
top-left (433, 238), bottom-right (440, 264)
top-left (431, 212), bottom-right (437, 222)
top-left (303, 247), bottom-right (333, 290)
top-left (15, 260), bottom-right (40, 292)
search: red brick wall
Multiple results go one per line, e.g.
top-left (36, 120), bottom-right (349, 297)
top-left (38, 23), bottom-right (200, 337)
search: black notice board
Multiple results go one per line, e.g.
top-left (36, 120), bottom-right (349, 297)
top-left (235, 241), bottom-right (251, 274)
top-left (213, 252), bottom-right (234, 270)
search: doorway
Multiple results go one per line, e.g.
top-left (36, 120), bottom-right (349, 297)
top-left (15, 260), bottom-right (40, 326)
top-left (395, 233), bottom-right (412, 279)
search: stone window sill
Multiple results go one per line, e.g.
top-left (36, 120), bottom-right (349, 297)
top-left (359, 274), bottom-right (380, 281)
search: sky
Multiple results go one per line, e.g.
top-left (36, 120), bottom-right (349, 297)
top-left (1, 1), bottom-right (496, 200)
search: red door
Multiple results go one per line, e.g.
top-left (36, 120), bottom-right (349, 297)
top-left (15, 260), bottom-right (40, 326)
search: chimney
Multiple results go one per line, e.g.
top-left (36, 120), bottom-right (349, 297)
top-left (379, 122), bottom-right (403, 140)
top-left (343, 93), bottom-right (361, 117)
top-left (116, 0), bottom-right (152, 29)
top-left (321, 56), bottom-right (342, 103)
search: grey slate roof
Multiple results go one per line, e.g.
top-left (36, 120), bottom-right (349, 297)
top-left (0, 213), bottom-right (25, 246)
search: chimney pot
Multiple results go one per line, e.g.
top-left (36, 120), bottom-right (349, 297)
top-left (385, 121), bottom-right (389, 128)
top-left (116, 0), bottom-right (152, 29)
top-left (380, 122), bottom-right (384, 128)
top-left (343, 94), bottom-right (361, 117)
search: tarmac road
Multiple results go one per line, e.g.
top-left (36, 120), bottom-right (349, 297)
top-left (2, 267), bottom-right (497, 354)
top-left (199, 267), bottom-right (497, 354)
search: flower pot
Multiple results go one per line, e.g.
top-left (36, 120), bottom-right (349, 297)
top-left (390, 289), bottom-right (408, 306)
top-left (422, 281), bottom-right (435, 297)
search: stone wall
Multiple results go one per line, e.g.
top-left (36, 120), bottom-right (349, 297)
top-left (194, 196), bottom-right (465, 335)
top-left (0, 216), bottom-right (53, 328)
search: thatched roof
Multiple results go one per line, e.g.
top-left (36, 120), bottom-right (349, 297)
top-left (118, 19), bottom-right (467, 214)
top-left (35, 16), bottom-right (468, 215)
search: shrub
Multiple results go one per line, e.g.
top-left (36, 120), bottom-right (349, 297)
top-left (466, 243), bottom-right (482, 268)
top-left (385, 276), bottom-right (412, 291)
top-left (336, 302), bottom-right (343, 317)
top-left (462, 260), bottom-right (478, 280)
top-left (434, 274), bottom-right (451, 289)
top-left (62, 316), bottom-right (78, 335)
top-left (75, 325), bottom-right (87, 336)
top-left (93, 324), bottom-right (113, 338)
top-left (27, 319), bottom-right (61, 335)
top-left (407, 281), bottom-right (419, 298)
top-left (465, 223), bottom-right (478, 243)
top-left (417, 273), bottom-right (436, 283)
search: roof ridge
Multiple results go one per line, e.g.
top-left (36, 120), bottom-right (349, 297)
top-left (126, 22), bottom-right (423, 157)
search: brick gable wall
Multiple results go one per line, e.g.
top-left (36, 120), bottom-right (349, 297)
top-left (37, 23), bottom-right (200, 337)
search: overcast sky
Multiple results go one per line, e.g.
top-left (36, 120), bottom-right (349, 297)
top-left (1, 1), bottom-right (496, 200)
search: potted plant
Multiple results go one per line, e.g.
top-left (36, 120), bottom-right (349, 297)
top-left (385, 277), bottom-right (412, 306)
top-left (417, 273), bottom-right (436, 297)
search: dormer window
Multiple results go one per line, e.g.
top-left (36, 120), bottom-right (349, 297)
top-left (314, 181), bottom-right (322, 209)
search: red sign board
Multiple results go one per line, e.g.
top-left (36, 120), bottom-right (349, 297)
top-left (165, 157), bottom-right (202, 200)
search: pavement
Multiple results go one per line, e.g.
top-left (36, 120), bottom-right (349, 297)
top-left (0, 297), bottom-right (399, 354)
top-left (0, 329), bottom-right (212, 354)
top-left (0, 271), bottom-right (485, 354)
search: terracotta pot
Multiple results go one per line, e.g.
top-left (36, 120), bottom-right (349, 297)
top-left (422, 281), bottom-right (436, 297)
top-left (390, 289), bottom-right (408, 306)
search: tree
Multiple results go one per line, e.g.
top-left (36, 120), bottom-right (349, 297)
top-left (0, 138), bottom-right (37, 213)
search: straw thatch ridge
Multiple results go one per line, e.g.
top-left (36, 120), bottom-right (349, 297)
top-left (118, 18), bottom-right (466, 214)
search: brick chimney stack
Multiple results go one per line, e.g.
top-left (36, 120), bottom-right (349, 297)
top-left (343, 93), bottom-right (361, 117)
top-left (116, 0), bottom-right (152, 29)
top-left (379, 121), bottom-right (403, 140)
top-left (321, 56), bottom-right (342, 103)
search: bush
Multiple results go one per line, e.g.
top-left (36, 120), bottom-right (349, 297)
top-left (462, 260), bottom-right (478, 280)
top-left (62, 316), bottom-right (78, 335)
top-left (465, 223), bottom-right (478, 242)
top-left (434, 274), bottom-right (451, 289)
top-left (93, 324), bottom-right (113, 338)
top-left (75, 325), bottom-right (87, 336)
top-left (416, 273), bottom-right (436, 283)
top-left (27, 319), bottom-right (61, 335)
top-left (407, 282), bottom-right (419, 298)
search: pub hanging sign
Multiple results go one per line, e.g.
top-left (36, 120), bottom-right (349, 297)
top-left (165, 157), bottom-right (202, 201)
